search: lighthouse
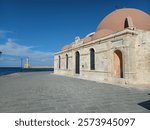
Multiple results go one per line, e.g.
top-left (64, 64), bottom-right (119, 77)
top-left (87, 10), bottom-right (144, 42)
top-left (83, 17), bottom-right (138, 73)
top-left (24, 57), bottom-right (31, 68)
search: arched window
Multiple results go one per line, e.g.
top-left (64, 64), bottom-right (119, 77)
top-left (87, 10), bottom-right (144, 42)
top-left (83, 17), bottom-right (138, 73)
top-left (90, 48), bottom-right (95, 70)
top-left (124, 18), bottom-right (129, 28)
top-left (75, 51), bottom-right (80, 74)
top-left (113, 50), bottom-right (123, 78)
top-left (124, 16), bottom-right (134, 29)
top-left (58, 56), bottom-right (61, 69)
top-left (66, 54), bottom-right (68, 69)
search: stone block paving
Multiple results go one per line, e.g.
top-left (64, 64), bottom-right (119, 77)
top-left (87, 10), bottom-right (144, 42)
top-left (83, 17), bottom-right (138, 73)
top-left (0, 72), bottom-right (150, 113)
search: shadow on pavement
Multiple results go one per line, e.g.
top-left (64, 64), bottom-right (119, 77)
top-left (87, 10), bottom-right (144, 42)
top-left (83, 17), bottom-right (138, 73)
top-left (138, 100), bottom-right (150, 110)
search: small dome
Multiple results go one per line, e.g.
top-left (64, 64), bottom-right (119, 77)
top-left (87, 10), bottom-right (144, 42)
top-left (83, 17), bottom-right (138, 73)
top-left (86, 32), bottom-right (95, 37)
top-left (83, 36), bottom-right (92, 43)
top-left (96, 8), bottom-right (150, 32)
top-left (61, 45), bottom-right (69, 51)
top-left (61, 43), bottom-right (73, 51)
top-left (92, 29), bottom-right (113, 40)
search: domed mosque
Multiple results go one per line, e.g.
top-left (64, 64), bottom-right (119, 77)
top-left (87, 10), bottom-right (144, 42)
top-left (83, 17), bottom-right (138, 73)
top-left (54, 8), bottom-right (150, 85)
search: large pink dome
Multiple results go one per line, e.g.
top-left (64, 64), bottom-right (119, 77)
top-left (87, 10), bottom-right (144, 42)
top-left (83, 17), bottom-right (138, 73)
top-left (61, 8), bottom-right (150, 50)
top-left (96, 8), bottom-right (150, 32)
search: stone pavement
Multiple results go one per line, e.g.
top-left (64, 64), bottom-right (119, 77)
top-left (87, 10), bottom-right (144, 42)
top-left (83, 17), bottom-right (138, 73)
top-left (0, 72), bottom-right (150, 113)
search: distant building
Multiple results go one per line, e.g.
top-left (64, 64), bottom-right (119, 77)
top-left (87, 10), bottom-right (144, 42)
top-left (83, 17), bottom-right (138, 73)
top-left (24, 65), bottom-right (54, 69)
top-left (24, 57), bottom-right (31, 68)
top-left (54, 8), bottom-right (150, 85)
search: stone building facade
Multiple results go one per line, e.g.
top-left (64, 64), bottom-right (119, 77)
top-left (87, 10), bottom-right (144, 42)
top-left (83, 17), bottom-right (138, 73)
top-left (54, 8), bottom-right (150, 85)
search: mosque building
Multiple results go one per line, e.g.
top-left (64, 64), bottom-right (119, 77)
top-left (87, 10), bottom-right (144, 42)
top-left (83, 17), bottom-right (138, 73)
top-left (54, 8), bottom-right (150, 85)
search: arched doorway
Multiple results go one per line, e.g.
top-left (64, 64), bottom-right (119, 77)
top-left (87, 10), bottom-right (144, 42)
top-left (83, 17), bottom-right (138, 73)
top-left (113, 50), bottom-right (123, 78)
top-left (75, 51), bottom-right (80, 74)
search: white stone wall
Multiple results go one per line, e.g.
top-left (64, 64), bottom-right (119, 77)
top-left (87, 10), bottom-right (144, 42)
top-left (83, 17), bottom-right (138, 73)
top-left (54, 29), bottom-right (150, 85)
top-left (135, 30), bottom-right (150, 84)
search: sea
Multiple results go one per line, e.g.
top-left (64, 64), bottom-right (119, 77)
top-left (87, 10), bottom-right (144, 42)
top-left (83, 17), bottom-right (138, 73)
top-left (0, 67), bottom-right (54, 76)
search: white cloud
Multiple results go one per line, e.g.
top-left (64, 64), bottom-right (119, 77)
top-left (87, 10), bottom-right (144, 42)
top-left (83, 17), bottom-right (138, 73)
top-left (0, 38), bottom-right (54, 66)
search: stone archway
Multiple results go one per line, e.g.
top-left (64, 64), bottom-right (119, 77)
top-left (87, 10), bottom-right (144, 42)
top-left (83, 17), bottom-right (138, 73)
top-left (113, 50), bottom-right (123, 78)
top-left (75, 51), bottom-right (80, 74)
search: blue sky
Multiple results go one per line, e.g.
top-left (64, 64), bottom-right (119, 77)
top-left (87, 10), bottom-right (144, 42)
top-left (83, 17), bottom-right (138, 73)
top-left (0, 0), bottom-right (150, 67)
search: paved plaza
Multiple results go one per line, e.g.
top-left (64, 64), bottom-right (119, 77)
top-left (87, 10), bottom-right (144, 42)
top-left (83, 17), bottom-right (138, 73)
top-left (0, 72), bottom-right (150, 113)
